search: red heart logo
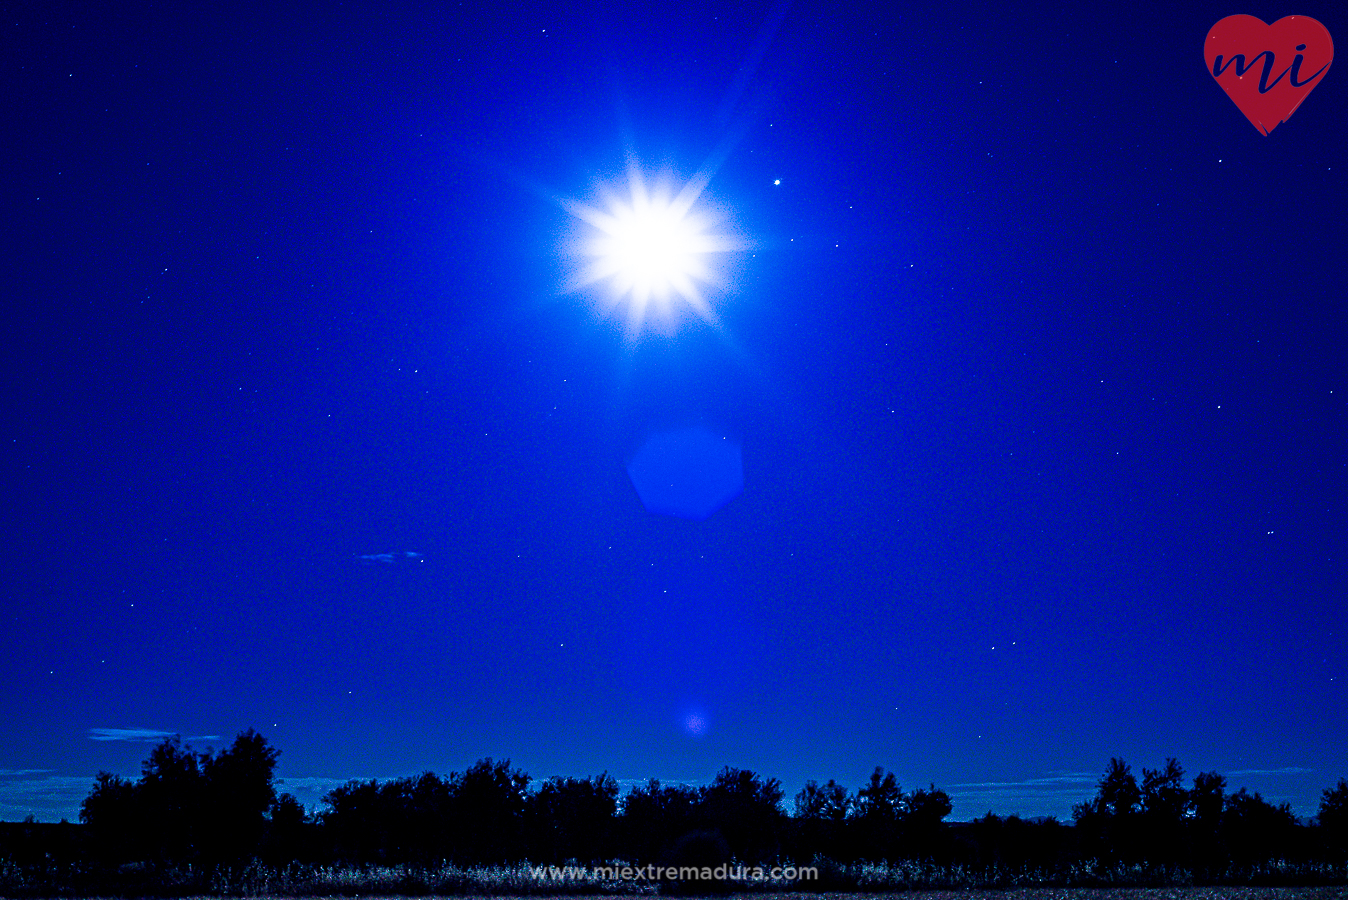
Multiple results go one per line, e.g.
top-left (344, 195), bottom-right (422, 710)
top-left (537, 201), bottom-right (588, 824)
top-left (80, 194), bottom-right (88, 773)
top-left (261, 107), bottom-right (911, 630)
top-left (1205, 15), bottom-right (1333, 135)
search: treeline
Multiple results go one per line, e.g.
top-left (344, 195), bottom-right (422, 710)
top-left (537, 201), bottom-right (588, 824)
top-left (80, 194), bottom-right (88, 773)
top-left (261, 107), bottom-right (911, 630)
top-left (2, 730), bottom-right (1347, 895)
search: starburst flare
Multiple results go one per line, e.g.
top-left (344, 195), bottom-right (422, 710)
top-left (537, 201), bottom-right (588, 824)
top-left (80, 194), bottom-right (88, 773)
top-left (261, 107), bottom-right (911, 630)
top-left (562, 162), bottom-right (745, 337)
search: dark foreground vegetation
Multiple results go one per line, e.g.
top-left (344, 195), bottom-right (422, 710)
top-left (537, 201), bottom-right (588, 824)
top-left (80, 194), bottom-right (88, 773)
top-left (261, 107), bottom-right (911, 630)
top-left (1, 730), bottom-right (1346, 896)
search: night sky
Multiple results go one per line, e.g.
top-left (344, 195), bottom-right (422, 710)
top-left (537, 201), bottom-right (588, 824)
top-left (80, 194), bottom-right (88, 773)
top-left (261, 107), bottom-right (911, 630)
top-left (3, 0), bottom-right (1345, 824)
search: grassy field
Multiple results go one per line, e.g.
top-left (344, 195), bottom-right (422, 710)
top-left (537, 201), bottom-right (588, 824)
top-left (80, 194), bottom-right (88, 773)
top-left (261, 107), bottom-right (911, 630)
top-left (108, 890), bottom-right (1348, 900)
top-left (19, 885), bottom-right (1348, 899)
top-left (5, 888), bottom-right (1348, 899)
top-left (4, 861), bottom-right (1346, 898)
top-left (735, 890), bottom-right (1348, 900)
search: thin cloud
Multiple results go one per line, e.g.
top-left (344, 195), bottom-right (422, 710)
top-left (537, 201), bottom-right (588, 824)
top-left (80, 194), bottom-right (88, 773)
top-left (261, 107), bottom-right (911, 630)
top-left (614, 777), bottom-right (704, 788)
top-left (87, 728), bottom-right (220, 743)
top-left (356, 551), bottom-right (422, 564)
top-left (1227, 767), bottom-right (1314, 776)
top-left (276, 775), bottom-right (374, 791)
top-left (0, 774), bottom-right (95, 823)
top-left (942, 773), bottom-right (1101, 819)
top-left (947, 774), bottom-right (1098, 790)
top-left (948, 786), bottom-right (1093, 797)
top-left (276, 776), bottom-right (379, 813)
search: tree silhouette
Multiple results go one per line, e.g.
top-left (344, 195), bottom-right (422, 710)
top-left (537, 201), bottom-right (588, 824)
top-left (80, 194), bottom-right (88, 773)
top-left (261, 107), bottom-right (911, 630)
top-left (696, 767), bottom-right (785, 863)
top-left (853, 767), bottom-right (905, 861)
top-left (264, 792), bottom-right (312, 863)
top-left (529, 773), bottom-right (619, 864)
top-left (1189, 770), bottom-right (1227, 876)
top-left (1097, 757), bottom-right (1142, 817)
top-left (1073, 757), bottom-right (1142, 863)
top-left (321, 778), bottom-right (385, 861)
top-left (792, 779), bottom-right (850, 862)
top-left (403, 771), bottom-right (454, 862)
top-left (200, 728), bottom-right (281, 865)
top-left (618, 779), bottom-right (699, 864)
top-left (73, 730), bottom-right (281, 867)
top-left (794, 779), bottom-right (851, 822)
top-left (958, 812), bottom-right (1070, 875)
top-left (78, 771), bottom-right (141, 863)
top-left (61, 736), bottom-right (1348, 888)
top-left (1319, 778), bottom-right (1348, 862)
top-left (1138, 758), bottom-right (1187, 866)
top-left (903, 784), bottom-right (954, 861)
top-left (1223, 787), bottom-right (1299, 869)
top-left (137, 736), bottom-right (207, 863)
top-left (385, 772), bottom-right (453, 862)
top-left (446, 758), bottom-right (530, 865)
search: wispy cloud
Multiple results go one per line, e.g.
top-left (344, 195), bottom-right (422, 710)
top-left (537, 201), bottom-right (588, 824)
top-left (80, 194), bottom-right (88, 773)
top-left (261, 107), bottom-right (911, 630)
top-left (947, 774), bottom-right (1098, 790)
top-left (87, 728), bottom-right (220, 743)
top-left (276, 775), bottom-right (373, 791)
top-left (356, 551), bottom-right (422, 564)
top-left (613, 777), bottom-right (704, 789)
top-left (1226, 767), bottom-right (1314, 776)
top-left (88, 728), bottom-right (172, 742)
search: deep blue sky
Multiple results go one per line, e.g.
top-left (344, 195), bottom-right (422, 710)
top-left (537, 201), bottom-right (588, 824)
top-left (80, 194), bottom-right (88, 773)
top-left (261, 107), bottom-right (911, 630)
top-left (2, 0), bottom-right (1344, 824)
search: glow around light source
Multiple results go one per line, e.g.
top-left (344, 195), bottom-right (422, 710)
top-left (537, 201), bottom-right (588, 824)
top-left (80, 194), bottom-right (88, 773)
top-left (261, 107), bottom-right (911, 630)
top-left (562, 162), bottom-right (745, 337)
top-left (607, 201), bottom-right (700, 297)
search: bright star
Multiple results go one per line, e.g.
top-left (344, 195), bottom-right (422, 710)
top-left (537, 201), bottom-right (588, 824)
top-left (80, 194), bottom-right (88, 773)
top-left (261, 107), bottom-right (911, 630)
top-left (562, 161), bottom-right (745, 337)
